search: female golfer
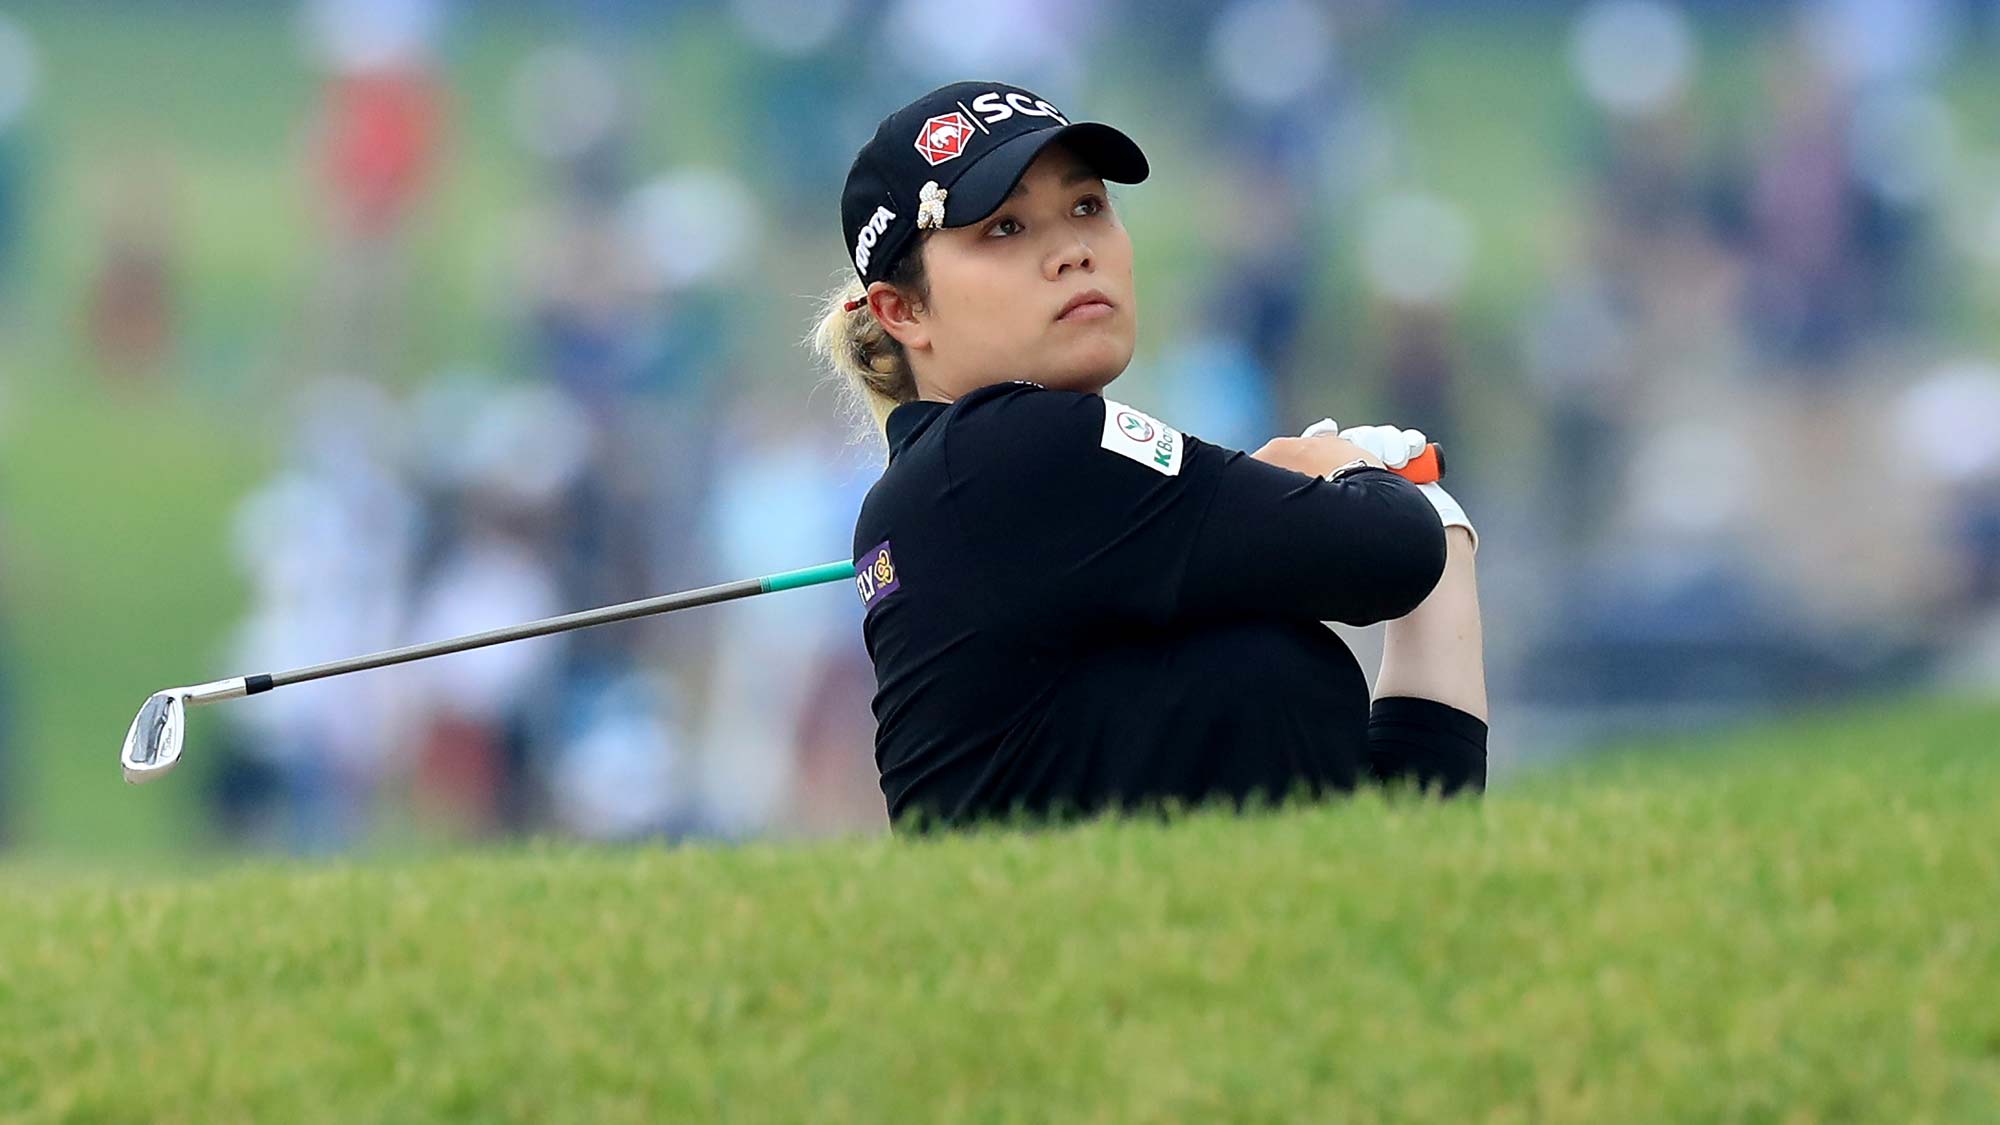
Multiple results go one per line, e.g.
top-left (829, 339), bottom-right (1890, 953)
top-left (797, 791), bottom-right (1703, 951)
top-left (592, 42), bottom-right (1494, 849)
top-left (812, 82), bottom-right (1486, 829)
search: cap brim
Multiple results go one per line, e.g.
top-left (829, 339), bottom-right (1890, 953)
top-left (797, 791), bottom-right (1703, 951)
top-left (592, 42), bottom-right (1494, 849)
top-left (942, 122), bottom-right (1149, 229)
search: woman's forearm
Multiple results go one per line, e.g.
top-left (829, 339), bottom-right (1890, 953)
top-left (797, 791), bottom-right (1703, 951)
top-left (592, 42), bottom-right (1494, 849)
top-left (1374, 527), bottom-right (1487, 721)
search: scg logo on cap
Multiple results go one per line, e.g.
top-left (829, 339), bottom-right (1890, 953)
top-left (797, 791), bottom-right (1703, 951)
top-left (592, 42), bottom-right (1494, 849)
top-left (967, 90), bottom-right (1070, 128)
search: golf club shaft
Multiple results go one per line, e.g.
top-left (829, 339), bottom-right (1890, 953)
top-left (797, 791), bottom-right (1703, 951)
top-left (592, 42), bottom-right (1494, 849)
top-left (176, 446), bottom-right (1447, 701)
top-left (231, 449), bottom-right (1442, 696)
top-left (237, 560), bottom-right (856, 696)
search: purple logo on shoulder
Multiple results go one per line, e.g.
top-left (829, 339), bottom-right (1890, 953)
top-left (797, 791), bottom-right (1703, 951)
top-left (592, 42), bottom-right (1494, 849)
top-left (856, 541), bottom-right (901, 609)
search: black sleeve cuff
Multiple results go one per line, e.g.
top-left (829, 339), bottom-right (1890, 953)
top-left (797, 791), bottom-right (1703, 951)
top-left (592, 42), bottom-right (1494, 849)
top-left (1366, 695), bottom-right (1488, 796)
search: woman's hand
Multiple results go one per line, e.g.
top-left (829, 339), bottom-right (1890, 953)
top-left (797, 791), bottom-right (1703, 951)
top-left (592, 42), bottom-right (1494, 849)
top-left (1303, 418), bottom-right (1476, 553)
top-left (1251, 434), bottom-right (1388, 477)
top-left (1302, 419), bottom-right (1429, 469)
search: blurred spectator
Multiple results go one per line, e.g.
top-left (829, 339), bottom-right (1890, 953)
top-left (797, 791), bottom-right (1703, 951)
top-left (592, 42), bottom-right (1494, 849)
top-left (85, 156), bottom-right (179, 381)
top-left (1741, 58), bottom-right (1867, 374)
top-left (1208, 0), bottom-right (1336, 113)
top-left (1894, 361), bottom-right (2000, 611)
top-left (403, 378), bottom-right (590, 835)
top-left (301, 0), bottom-right (448, 379)
top-left (726, 0), bottom-right (851, 222)
top-left (548, 666), bottom-right (691, 841)
top-left (1803, 0), bottom-right (1954, 89)
top-left (1520, 261), bottom-right (1637, 547)
top-left (212, 378), bottom-right (418, 853)
top-left (1570, 1), bottom-right (1696, 122)
top-left (1156, 328), bottom-right (1279, 453)
top-left (1202, 0), bottom-right (1351, 416)
top-left (403, 518), bottom-right (566, 835)
top-left (693, 394), bottom-right (868, 838)
top-left (882, 0), bottom-right (1106, 93)
top-left (1358, 192), bottom-right (1475, 450)
top-left (788, 634), bottom-right (884, 836)
top-left (508, 42), bottom-right (629, 204)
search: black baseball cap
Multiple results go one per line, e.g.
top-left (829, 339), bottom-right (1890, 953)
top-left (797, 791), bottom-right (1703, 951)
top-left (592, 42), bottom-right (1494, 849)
top-left (840, 80), bottom-right (1149, 286)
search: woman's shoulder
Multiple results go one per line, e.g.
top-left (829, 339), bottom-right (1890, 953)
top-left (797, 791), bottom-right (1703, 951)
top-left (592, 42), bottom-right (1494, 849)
top-left (951, 379), bottom-right (1086, 411)
top-left (853, 383), bottom-right (1100, 564)
top-left (942, 381), bottom-right (1103, 447)
top-left (947, 383), bottom-right (1189, 482)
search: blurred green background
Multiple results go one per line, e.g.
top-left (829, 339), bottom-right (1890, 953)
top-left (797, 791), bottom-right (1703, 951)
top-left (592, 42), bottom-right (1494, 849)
top-left (3, 0), bottom-right (1998, 863)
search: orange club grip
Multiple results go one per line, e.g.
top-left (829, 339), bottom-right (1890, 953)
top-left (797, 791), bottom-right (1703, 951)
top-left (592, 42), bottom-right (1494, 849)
top-left (1392, 443), bottom-right (1445, 485)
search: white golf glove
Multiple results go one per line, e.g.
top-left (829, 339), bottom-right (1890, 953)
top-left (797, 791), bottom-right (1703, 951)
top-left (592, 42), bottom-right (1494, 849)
top-left (1303, 418), bottom-right (1477, 554)
top-left (1303, 419), bottom-right (1428, 468)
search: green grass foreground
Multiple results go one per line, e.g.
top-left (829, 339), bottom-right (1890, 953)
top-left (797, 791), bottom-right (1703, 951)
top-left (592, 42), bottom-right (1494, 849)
top-left (4, 698), bottom-right (1998, 1123)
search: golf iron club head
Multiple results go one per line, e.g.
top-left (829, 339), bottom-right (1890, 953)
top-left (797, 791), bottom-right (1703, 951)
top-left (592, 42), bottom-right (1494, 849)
top-left (119, 679), bottom-right (246, 785)
top-left (121, 691), bottom-right (187, 784)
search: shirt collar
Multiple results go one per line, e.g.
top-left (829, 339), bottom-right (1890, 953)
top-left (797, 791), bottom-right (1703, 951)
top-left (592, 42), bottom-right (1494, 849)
top-left (884, 399), bottom-right (948, 460)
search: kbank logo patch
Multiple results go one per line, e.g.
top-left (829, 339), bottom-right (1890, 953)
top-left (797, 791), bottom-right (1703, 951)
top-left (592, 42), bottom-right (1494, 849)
top-left (1099, 399), bottom-right (1182, 476)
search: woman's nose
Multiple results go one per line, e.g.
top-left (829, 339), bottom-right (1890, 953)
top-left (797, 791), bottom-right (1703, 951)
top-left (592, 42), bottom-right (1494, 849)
top-left (1049, 239), bottom-right (1093, 279)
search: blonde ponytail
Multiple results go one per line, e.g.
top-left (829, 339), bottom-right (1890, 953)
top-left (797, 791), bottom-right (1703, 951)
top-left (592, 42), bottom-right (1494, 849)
top-left (808, 275), bottom-right (917, 441)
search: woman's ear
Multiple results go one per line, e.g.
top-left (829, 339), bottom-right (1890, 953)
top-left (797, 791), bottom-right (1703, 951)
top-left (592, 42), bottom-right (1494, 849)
top-left (867, 281), bottom-right (930, 354)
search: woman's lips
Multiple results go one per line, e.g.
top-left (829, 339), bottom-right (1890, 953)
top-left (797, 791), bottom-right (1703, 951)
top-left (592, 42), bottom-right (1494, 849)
top-left (1056, 290), bottom-right (1120, 322)
top-left (1057, 298), bottom-right (1115, 322)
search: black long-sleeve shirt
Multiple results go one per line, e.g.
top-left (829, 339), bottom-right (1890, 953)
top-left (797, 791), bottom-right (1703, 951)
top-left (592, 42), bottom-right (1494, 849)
top-left (851, 381), bottom-right (1484, 829)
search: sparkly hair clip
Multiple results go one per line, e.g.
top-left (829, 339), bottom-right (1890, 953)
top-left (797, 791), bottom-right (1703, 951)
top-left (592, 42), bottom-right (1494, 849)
top-left (916, 180), bottom-right (947, 230)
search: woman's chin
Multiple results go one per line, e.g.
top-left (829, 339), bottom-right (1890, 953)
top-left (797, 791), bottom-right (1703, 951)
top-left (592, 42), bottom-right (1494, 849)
top-left (1043, 344), bottom-right (1133, 394)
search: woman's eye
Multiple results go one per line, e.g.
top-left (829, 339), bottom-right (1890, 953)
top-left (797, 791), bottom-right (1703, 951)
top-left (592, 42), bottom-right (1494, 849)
top-left (1075, 194), bottom-right (1105, 216)
top-left (987, 217), bottom-right (1022, 238)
